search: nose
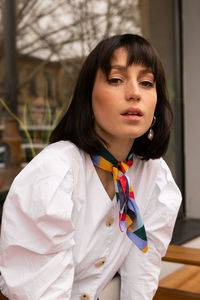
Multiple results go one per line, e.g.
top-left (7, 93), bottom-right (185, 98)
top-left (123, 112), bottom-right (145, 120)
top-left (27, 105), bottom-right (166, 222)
top-left (125, 81), bottom-right (141, 101)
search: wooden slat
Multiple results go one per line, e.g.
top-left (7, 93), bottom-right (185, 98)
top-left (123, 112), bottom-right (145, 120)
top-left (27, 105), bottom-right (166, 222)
top-left (153, 287), bottom-right (200, 300)
top-left (155, 245), bottom-right (200, 299)
top-left (159, 265), bottom-right (200, 293)
top-left (163, 245), bottom-right (200, 266)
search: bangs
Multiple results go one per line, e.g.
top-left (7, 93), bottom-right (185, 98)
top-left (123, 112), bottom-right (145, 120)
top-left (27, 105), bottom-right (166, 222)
top-left (126, 42), bottom-right (158, 75)
top-left (97, 34), bottom-right (160, 80)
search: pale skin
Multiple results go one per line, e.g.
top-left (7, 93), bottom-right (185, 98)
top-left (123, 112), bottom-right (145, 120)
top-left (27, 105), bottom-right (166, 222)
top-left (92, 47), bottom-right (157, 200)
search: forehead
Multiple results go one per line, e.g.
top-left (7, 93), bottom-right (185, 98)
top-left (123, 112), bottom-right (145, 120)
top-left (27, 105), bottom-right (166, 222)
top-left (110, 47), bottom-right (129, 66)
top-left (109, 47), bottom-right (154, 75)
top-left (109, 47), bottom-right (153, 71)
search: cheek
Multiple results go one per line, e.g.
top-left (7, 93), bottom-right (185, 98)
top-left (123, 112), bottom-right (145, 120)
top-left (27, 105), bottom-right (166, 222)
top-left (146, 94), bottom-right (157, 126)
top-left (92, 89), bottom-right (112, 117)
top-left (152, 99), bottom-right (157, 113)
top-left (150, 92), bottom-right (157, 113)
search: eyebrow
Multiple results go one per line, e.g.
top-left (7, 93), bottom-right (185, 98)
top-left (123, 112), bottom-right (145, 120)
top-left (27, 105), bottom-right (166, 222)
top-left (110, 65), bottom-right (127, 71)
top-left (139, 68), bottom-right (154, 76)
top-left (110, 65), bottom-right (154, 76)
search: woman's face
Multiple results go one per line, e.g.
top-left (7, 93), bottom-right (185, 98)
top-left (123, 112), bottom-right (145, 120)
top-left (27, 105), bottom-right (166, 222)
top-left (92, 47), bottom-right (157, 145)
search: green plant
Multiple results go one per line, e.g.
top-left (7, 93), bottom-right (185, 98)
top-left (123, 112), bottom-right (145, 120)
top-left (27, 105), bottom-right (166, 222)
top-left (0, 96), bottom-right (61, 162)
top-left (0, 97), bottom-right (36, 158)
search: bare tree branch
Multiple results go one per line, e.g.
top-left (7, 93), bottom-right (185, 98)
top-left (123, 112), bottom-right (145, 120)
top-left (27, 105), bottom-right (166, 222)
top-left (18, 51), bottom-right (54, 89)
top-left (1, 0), bottom-right (141, 93)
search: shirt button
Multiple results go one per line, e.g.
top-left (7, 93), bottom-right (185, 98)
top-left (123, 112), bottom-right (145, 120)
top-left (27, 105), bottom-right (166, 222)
top-left (106, 216), bottom-right (114, 227)
top-left (80, 294), bottom-right (90, 300)
top-left (95, 257), bottom-right (106, 267)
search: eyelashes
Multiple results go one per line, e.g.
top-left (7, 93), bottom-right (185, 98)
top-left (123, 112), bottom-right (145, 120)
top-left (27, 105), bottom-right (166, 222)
top-left (140, 81), bottom-right (154, 88)
top-left (107, 78), bottom-right (154, 88)
top-left (107, 78), bottom-right (123, 84)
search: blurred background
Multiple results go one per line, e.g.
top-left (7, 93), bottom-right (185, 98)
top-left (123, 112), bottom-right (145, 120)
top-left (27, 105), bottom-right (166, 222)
top-left (0, 0), bottom-right (199, 243)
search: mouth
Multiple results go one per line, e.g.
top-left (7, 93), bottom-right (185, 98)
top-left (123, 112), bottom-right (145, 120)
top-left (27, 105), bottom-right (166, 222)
top-left (122, 112), bottom-right (141, 116)
top-left (121, 108), bottom-right (143, 117)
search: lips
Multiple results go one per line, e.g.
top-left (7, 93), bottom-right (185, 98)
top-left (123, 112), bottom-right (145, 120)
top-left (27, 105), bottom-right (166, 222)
top-left (121, 107), bottom-right (143, 116)
top-left (125, 112), bottom-right (140, 116)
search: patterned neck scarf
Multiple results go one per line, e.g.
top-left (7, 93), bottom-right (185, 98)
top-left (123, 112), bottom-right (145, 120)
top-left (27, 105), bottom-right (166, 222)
top-left (91, 147), bottom-right (148, 253)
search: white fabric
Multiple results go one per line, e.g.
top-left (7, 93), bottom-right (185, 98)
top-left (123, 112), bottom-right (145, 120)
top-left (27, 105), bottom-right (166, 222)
top-left (0, 141), bottom-right (181, 300)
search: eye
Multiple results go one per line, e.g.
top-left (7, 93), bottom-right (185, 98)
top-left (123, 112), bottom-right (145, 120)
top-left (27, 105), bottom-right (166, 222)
top-left (107, 78), bottom-right (123, 85)
top-left (140, 80), bottom-right (154, 88)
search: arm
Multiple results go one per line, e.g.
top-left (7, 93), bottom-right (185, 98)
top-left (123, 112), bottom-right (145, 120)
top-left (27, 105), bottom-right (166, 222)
top-left (120, 159), bottom-right (182, 300)
top-left (0, 153), bottom-right (75, 300)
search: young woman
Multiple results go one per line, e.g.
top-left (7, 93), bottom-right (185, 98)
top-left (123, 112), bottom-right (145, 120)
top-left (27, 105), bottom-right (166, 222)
top-left (0, 34), bottom-right (181, 300)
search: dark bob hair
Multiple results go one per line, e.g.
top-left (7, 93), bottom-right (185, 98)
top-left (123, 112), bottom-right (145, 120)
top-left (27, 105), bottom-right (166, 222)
top-left (50, 34), bottom-right (173, 160)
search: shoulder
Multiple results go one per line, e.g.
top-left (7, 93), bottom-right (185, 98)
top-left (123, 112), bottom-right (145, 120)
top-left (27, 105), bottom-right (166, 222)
top-left (133, 156), bottom-right (175, 186)
top-left (135, 157), bottom-right (179, 194)
top-left (34, 141), bottom-right (83, 169)
top-left (7, 141), bottom-right (88, 210)
top-left (130, 157), bottom-right (182, 214)
top-left (130, 156), bottom-right (167, 192)
top-left (14, 141), bottom-right (85, 183)
top-left (5, 141), bottom-right (88, 219)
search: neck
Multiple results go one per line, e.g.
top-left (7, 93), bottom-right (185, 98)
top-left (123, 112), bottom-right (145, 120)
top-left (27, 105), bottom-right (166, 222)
top-left (106, 138), bottom-right (134, 161)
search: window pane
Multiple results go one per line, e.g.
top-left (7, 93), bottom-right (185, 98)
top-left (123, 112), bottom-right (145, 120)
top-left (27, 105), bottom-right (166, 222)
top-left (0, 0), bottom-right (141, 202)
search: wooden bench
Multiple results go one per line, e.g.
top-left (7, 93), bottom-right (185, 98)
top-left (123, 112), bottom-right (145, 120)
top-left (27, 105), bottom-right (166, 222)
top-left (153, 245), bottom-right (200, 300)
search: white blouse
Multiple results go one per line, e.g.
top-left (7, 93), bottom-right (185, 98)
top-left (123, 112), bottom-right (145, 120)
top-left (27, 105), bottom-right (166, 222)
top-left (0, 141), bottom-right (181, 300)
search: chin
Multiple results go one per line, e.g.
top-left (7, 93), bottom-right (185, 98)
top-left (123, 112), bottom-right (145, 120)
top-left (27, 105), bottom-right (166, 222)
top-left (124, 132), bottom-right (145, 139)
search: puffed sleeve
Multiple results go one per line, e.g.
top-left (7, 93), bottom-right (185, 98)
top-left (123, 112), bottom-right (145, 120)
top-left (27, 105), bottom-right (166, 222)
top-left (0, 150), bottom-right (75, 300)
top-left (120, 159), bottom-right (182, 300)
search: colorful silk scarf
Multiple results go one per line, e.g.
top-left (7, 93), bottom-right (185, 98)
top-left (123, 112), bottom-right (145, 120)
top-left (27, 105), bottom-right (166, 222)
top-left (91, 147), bottom-right (148, 253)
